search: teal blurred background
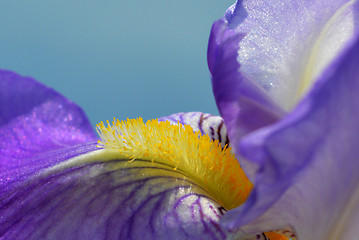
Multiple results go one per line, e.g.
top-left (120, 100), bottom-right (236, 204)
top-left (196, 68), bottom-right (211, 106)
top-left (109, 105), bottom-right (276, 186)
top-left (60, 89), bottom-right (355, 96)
top-left (0, 1), bottom-right (233, 127)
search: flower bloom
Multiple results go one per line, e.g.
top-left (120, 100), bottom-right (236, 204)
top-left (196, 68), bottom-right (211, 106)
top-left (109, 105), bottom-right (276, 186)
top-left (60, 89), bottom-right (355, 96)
top-left (0, 67), bottom-right (291, 239)
top-left (1, 1), bottom-right (358, 240)
top-left (0, 71), bottom-right (242, 239)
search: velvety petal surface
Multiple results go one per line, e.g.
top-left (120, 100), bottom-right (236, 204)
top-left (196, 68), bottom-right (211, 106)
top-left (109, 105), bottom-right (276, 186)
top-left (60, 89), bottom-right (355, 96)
top-left (0, 73), bottom-right (246, 240)
top-left (223, 0), bottom-right (359, 109)
top-left (222, 34), bottom-right (359, 239)
top-left (0, 70), bottom-right (97, 192)
top-left (1, 149), bottom-right (233, 240)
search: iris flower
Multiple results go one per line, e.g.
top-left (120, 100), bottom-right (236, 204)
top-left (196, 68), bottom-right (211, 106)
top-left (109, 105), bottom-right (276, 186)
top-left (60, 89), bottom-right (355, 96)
top-left (1, 1), bottom-right (358, 240)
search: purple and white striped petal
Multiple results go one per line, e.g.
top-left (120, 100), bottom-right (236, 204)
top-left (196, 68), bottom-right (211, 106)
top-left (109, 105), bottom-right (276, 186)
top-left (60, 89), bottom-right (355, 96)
top-left (159, 112), bottom-right (230, 148)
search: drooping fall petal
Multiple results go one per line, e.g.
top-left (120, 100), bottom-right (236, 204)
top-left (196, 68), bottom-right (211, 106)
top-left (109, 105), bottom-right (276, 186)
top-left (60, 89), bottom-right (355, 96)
top-left (0, 71), bottom-right (253, 239)
top-left (1, 152), bottom-right (230, 239)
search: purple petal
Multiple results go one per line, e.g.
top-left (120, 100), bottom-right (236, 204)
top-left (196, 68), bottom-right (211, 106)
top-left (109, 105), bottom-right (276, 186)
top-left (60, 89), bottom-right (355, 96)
top-left (0, 70), bottom-right (97, 185)
top-left (208, 19), bottom-right (285, 177)
top-left (0, 80), bottom-right (240, 240)
top-left (223, 0), bottom-right (359, 109)
top-left (222, 33), bottom-right (359, 239)
top-left (1, 149), bottom-right (233, 240)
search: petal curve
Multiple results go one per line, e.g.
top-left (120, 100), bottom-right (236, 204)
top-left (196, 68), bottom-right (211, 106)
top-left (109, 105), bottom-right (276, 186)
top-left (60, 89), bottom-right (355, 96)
top-left (223, 0), bottom-right (359, 109)
top-left (0, 70), bottom-right (96, 185)
top-left (208, 19), bottom-right (285, 177)
top-left (222, 34), bottom-right (359, 240)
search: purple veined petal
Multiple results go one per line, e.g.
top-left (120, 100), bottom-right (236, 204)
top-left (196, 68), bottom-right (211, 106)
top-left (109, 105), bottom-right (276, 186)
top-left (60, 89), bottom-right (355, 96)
top-left (1, 146), bottom-right (252, 240)
top-left (221, 33), bottom-right (359, 240)
top-left (0, 126), bottom-right (252, 240)
top-left (0, 70), bottom-right (97, 180)
top-left (0, 76), bottom-right (253, 240)
top-left (223, 0), bottom-right (359, 110)
top-left (0, 69), bottom-right (276, 239)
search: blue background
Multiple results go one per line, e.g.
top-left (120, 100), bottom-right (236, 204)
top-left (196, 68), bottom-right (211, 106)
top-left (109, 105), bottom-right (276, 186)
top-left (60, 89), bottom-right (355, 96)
top-left (0, 1), bottom-right (233, 127)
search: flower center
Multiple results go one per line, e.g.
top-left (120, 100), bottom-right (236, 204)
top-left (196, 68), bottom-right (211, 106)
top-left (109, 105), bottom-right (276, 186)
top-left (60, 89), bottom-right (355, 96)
top-left (96, 117), bottom-right (253, 210)
top-left (297, 0), bottom-right (356, 100)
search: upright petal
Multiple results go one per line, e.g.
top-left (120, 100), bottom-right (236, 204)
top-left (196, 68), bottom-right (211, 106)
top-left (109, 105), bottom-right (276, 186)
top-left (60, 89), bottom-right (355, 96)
top-left (208, 19), bottom-right (285, 177)
top-left (222, 34), bottom-right (359, 240)
top-left (224, 0), bottom-right (359, 109)
top-left (209, 0), bottom-right (359, 157)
